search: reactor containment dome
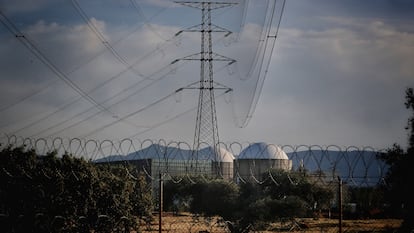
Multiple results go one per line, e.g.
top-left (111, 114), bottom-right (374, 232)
top-left (235, 142), bottom-right (292, 182)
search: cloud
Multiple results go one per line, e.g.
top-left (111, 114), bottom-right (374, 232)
top-left (251, 16), bottom-right (414, 148)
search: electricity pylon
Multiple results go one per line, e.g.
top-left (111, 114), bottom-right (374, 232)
top-left (173, 1), bottom-right (235, 163)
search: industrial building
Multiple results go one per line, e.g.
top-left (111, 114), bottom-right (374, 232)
top-left (95, 142), bottom-right (292, 183)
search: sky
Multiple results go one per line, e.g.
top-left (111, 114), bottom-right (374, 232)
top-left (0, 0), bottom-right (413, 150)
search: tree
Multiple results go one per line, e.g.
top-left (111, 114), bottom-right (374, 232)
top-left (379, 87), bottom-right (414, 232)
top-left (164, 177), bottom-right (239, 218)
top-left (225, 170), bottom-right (333, 232)
top-left (405, 87), bottom-right (414, 150)
top-left (348, 186), bottom-right (385, 218)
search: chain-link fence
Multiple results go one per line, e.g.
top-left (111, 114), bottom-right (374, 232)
top-left (0, 135), bottom-right (403, 232)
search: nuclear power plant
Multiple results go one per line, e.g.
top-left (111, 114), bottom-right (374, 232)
top-left (95, 142), bottom-right (292, 183)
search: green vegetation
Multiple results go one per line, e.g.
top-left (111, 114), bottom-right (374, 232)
top-left (0, 146), bottom-right (153, 232)
top-left (163, 170), bottom-right (334, 233)
top-left (378, 87), bottom-right (414, 232)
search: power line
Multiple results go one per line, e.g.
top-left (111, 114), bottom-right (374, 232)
top-left (0, 79), bottom-right (58, 114)
top-left (128, 87), bottom-right (231, 139)
top-left (80, 89), bottom-right (181, 138)
top-left (234, 0), bottom-right (286, 128)
top-left (75, 60), bottom-right (234, 140)
top-left (129, 0), bottom-right (172, 42)
top-left (70, 0), bottom-right (145, 78)
top-left (0, 18), bottom-right (135, 119)
top-left (4, 21), bottom-right (183, 135)
top-left (34, 40), bottom-right (235, 139)
top-left (23, 22), bottom-right (238, 138)
top-left (39, 62), bottom-right (183, 138)
top-left (0, 10), bottom-right (113, 115)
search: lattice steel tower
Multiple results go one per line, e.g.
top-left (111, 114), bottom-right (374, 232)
top-left (175, 1), bottom-right (235, 158)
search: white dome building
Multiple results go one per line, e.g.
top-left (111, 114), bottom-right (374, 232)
top-left (212, 147), bottom-right (235, 180)
top-left (197, 146), bottom-right (235, 180)
top-left (235, 142), bottom-right (292, 182)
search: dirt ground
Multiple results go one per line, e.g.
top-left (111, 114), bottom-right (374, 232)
top-left (136, 213), bottom-right (403, 233)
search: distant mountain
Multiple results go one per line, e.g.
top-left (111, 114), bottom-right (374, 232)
top-left (287, 150), bottom-right (389, 185)
top-left (94, 144), bottom-right (217, 162)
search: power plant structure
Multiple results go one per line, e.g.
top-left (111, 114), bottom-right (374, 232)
top-left (235, 142), bottom-right (292, 182)
top-left (94, 142), bottom-right (292, 183)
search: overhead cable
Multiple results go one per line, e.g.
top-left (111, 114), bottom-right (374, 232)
top-left (0, 10), bottom-right (113, 115)
top-left (70, 0), bottom-right (145, 78)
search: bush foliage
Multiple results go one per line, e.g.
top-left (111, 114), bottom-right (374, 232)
top-left (0, 146), bottom-right (153, 232)
top-left (164, 170), bottom-right (334, 232)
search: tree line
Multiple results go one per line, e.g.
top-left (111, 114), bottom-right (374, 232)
top-left (377, 87), bottom-right (414, 232)
top-left (0, 146), bottom-right (153, 232)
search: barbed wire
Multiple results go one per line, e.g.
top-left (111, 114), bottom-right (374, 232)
top-left (1, 135), bottom-right (388, 186)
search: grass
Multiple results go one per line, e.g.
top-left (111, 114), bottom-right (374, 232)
top-left (135, 212), bottom-right (403, 233)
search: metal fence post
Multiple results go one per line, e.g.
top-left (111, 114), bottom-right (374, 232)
top-left (159, 172), bottom-right (163, 233)
top-left (338, 176), bottom-right (343, 233)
